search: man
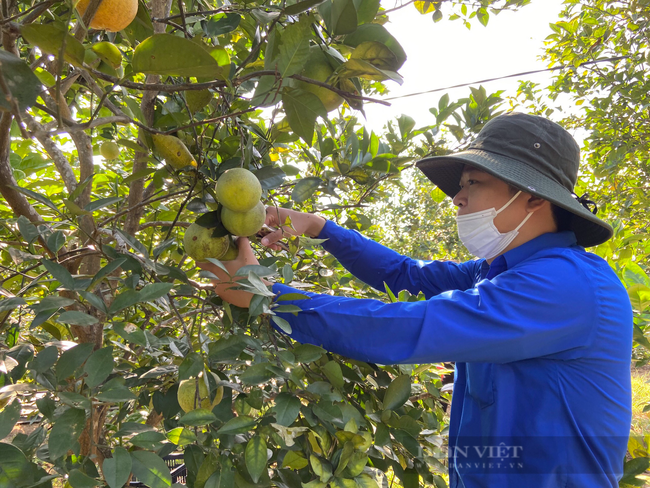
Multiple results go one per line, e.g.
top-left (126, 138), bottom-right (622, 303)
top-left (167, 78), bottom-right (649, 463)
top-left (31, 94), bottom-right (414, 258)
top-left (203, 112), bottom-right (632, 487)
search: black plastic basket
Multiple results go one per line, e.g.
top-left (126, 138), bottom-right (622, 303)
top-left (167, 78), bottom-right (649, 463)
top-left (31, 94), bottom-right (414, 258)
top-left (130, 453), bottom-right (186, 486)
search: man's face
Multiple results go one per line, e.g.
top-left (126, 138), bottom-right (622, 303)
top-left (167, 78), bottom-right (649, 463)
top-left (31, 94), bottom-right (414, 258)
top-left (453, 167), bottom-right (529, 233)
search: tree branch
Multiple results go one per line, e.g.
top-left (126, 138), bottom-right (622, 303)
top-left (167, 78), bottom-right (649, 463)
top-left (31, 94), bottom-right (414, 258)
top-left (22, 112), bottom-right (78, 194)
top-left (124, 0), bottom-right (173, 237)
top-left (138, 221), bottom-right (191, 230)
top-left (73, 0), bottom-right (104, 40)
top-left (0, 113), bottom-right (42, 224)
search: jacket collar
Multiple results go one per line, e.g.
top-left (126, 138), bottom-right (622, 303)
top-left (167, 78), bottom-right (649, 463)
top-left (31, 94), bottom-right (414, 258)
top-left (498, 230), bottom-right (578, 270)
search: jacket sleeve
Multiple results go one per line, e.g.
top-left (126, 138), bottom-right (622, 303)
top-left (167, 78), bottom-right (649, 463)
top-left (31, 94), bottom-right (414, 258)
top-left (318, 220), bottom-right (481, 298)
top-left (272, 254), bottom-right (597, 364)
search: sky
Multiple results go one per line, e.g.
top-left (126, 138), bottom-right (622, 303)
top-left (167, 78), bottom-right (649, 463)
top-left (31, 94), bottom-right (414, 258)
top-left (361, 0), bottom-right (567, 133)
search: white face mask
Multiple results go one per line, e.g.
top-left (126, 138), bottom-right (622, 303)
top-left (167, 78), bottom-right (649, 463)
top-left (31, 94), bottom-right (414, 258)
top-left (456, 191), bottom-right (534, 260)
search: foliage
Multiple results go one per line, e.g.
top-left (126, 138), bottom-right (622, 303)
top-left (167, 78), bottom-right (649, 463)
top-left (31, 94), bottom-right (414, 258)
top-left (0, 0), bottom-right (531, 487)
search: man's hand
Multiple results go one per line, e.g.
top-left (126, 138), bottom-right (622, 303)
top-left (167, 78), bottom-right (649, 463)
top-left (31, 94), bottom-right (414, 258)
top-left (198, 237), bottom-right (261, 308)
top-left (261, 207), bottom-right (326, 251)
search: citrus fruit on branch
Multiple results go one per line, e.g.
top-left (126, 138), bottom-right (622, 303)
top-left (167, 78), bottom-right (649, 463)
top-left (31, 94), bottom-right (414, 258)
top-left (221, 201), bottom-right (266, 237)
top-left (75, 0), bottom-right (138, 32)
top-left (100, 141), bottom-right (120, 160)
top-left (183, 223), bottom-right (229, 262)
top-left (177, 372), bottom-right (224, 413)
top-left (215, 168), bottom-right (262, 212)
top-left (152, 133), bottom-right (197, 171)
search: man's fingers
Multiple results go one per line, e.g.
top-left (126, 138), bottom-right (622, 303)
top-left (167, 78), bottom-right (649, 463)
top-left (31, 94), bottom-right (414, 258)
top-left (265, 206), bottom-right (282, 227)
top-left (260, 228), bottom-right (283, 247)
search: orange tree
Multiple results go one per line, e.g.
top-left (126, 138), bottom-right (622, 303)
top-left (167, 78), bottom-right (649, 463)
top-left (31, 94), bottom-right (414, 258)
top-left (0, 1), bottom-right (530, 487)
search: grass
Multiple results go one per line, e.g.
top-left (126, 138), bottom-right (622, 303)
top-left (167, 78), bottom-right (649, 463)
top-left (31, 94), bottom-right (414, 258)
top-left (631, 364), bottom-right (650, 437)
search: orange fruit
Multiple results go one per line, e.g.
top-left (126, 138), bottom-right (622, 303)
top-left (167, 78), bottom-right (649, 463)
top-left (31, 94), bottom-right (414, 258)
top-left (76, 0), bottom-right (138, 32)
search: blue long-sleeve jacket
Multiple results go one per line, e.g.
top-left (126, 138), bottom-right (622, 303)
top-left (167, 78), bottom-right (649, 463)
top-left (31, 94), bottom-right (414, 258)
top-left (272, 220), bottom-right (633, 487)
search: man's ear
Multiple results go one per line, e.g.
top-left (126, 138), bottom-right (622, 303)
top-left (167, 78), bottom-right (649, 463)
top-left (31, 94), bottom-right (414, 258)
top-left (526, 195), bottom-right (550, 212)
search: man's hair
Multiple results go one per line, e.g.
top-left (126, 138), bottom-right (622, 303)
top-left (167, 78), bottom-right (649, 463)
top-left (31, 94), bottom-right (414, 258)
top-left (507, 185), bottom-right (572, 232)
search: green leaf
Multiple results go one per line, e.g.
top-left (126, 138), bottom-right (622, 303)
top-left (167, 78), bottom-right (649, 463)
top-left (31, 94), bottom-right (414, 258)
top-left (56, 343), bottom-right (95, 381)
top-left (83, 347), bottom-right (114, 388)
top-left (48, 408), bottom-right (86, 460)
top-left (20, 24), bottom-right (85, 67)
top-left (41, 259), bottom-right (75, 290)
top-left (208, 335), bottom-right (249, 362)
top-left (321, 361), bottom-right (344, 389)
top-left (139, 282), bottom-right (174, 302)
top-left (63, 199), bottom-right (92, 216)
top-left (291, 176), bottom-right (322, 203)
top-left (130, 451), bottom-right (172, 488)
top-left (272, 315), bottom-right (292, 334)
top-left (254, 166), bottom-right (286, 190)
top-left (245, 436), bottom-right (267, 483)
top-left (108, 289), bottom-right (141, 313)
top-left (30, 296), bottom-right (75, 314)
top-left (85, 196), bottom-right (122, 212)
top-left (0, 50), bottom-right (42, 111)
top-left (336, 58), bottom-right (403, 84)
top-left (180, 409), bottom-right (217, 426)
top-left (178, 352), bottom-right (204, 381)
top-left (132, 34), bottom-right (225, 79)
top-left (282, 88), bottom-right (327, 145)
top-left (217, 415), bottom-right (256, 435)
top-left (130, 431), bottom-right (167, 450)
top-left (46, 231), bottom-right (66, 254)
top-left (88, 258), bottom-right (126, 289)
top-left (95, 386), bottom-right (137, 403)
top-left (284, 0), bottom-right (328, 15)
top-left (0, 442), bottom-right (34, 486)
top-left (281, 450), bottom-right (309, 469)
top-left (293, 343), bottom-right (326, 363)
top-left (78, 291), bottom-right (107, 314)
top-left (204, 13), bottom-right (241, 36)
top-left (344, 24), bottom-right (406, 70)
top-left (0, 401), bottom-right (21, 440)
top-left (122, 168), bottom-right (157, 184)
top-left (0, 298), bottom-right (26, 313)
top-left (331, 0), bottom-right (358, 35)
top-left (29, 345), bottom-right (58, 373)
top-left (102, 447), bottom-right (131, 488)
top-left (57, 310), bottom-right (99, 326)
top-left (277, 22), bottom-right (311, 77)
top-left (383, 375), bottom-right (411, 411)
top-left (273, 393), bottom-right (301, 426)
top-left (240, 362), bottom-right (275, 385)
top-left (167, 427), bottom-right (197, 446)
top-left (68, 469), bottom-right (102, 488)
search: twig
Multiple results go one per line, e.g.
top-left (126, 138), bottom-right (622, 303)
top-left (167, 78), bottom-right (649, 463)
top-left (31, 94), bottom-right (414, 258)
top-left (98, 190), bottom-right (189, 227)
top-left (84, 68), bottom-right (392, 106)
top-left (152, 7), bottom-right (230, 21)
top-left (0, 0), bottom-right (55, 25)
top-left (139, 221), bottom-right (191, 230)
top-left (74, 0), bottom-right (105, 40)
top-left (382, 0), bottom-right (416, 15)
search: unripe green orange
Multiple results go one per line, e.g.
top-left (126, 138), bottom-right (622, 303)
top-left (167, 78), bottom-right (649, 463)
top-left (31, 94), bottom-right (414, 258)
top-left (100, 141), bottom-right (121, 160)
top-left (185, 89), bottom-right (213, 113)
top-left (177, 372), bottom-right (224, 413)
top-left (221, 201), bottom-right (265, 237)
top-left (220, 237), bottom-right (240, 261)
top-left (215, 168), bottom-right (262, 212)
top-left (183, 223), bottom-right (229, 262)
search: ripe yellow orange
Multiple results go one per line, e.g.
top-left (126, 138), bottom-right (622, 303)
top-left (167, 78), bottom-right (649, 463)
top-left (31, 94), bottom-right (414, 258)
top-left (76, 0), bottom-right (138, 32)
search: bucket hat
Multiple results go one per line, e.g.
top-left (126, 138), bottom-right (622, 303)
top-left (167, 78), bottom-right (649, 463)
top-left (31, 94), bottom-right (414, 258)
top-left (415, 112), bottom-right (612, 247)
